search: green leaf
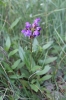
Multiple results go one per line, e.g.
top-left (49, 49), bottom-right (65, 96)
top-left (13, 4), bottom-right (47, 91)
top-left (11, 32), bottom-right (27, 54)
top-left (10, 17), bottom-right (21, 29)
top-left (11, 59), bottom-right (21, 69)
top-left (45, 57), bottom-right (57, 64)
top-left (24, 52), bottom-right (31, 70)
top-left (30, 84), bottom-right (39, 92)
top-left (3, 62), bottom-right (13, 72)
top-left (8, 49), bottom-right (18, 57)
top-left (31, 65), bottom-right (41, 72)
top-left (19, 46), bottom-right (30, 70)
top-left (5, 36), bottom-right (11, 51)
top-left (21, 68), bottom-right (30, 77)
top-left (0, 1), bottom-right (6, 6)
top-left (16, 62), bottom-right (25, 69)
top-left (10, 74), bottom-right (27, 79)
top-left (31, 79), bottom-right (36, 84)
top-left (36, 65), bottom-right (51, 75)
top-left (18, 46), bottom-right (25, 61)
top-left (0, 96), bottom-right (3, 100)
top-left (8, 96), bottom-right (15, 100)
top-left (43, 41), bottom-right (53, 50)
top-left (32, 38), bottom-right (39, 52)
top-left (39, 75), bottom-right (52, 82)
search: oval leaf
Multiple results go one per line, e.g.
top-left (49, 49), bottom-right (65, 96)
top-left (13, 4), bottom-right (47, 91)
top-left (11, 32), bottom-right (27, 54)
top-left (45, 57), bottom-right (57, 64)
top-left (31, 65), bottom-right (41, 72)
top-left (32, 38), bottom-right (39, 52)
top-left (36, 65), bottom-right (51, 75)
top-left (10, 17), bottom-right (21, 29)
top-left (30, 84), bottom-right (39, 92)
top-left (11, 59), bottom-right (21, 69)
top-left (8, 49), bottom-right (18, 57)
top-left (18, 46), bottom-right (25, 61)
top-left (39, 75), bottom-right (52, 82)
top-left (10, 74), bottom-right (27, 79)
top-left (6, 36), bottom-right (11, 51)
top-left (43, 41), bottom-right (53, 50)
top-left (0, 96), bottom-right (3, 100)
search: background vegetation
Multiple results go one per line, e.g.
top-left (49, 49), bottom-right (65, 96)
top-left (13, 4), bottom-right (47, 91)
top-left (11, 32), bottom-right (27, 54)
top-left (0, 0), bottom-right (66, 100)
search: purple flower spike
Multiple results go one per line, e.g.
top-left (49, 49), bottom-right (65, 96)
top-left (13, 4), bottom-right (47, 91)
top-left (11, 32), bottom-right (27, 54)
top-left (25, 22), bottom-right (31, 29)
top-left (21, 18), bottom-right (41, 38)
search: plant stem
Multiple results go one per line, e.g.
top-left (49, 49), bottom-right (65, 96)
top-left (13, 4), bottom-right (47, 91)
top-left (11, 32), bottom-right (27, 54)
top-left (30, 38), bottom-right (32, 53)
top-left (30, 38), bottom-right (32, 69)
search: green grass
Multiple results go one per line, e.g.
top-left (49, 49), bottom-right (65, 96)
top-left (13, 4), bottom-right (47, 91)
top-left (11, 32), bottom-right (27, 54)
top-left (0, 0), bottom-right (66, 100)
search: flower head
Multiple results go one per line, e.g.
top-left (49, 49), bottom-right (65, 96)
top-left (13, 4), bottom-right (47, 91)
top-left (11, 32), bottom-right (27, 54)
top-left (21, 18), bottom-right (41, 38)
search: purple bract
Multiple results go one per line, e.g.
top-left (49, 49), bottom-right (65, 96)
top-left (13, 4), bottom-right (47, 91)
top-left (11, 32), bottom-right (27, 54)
top-left (21, 18), bottom-right (41, 38)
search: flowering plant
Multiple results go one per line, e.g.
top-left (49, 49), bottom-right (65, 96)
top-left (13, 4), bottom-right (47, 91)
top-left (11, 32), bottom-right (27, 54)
top-left (18, 18), bottom-right (52, 97)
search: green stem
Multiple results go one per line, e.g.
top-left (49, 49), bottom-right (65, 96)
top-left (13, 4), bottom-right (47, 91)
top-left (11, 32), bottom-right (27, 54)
top-left (30, 38), bottom-right (32, 69)
top-left (30, 38), bottom-right (32, 53)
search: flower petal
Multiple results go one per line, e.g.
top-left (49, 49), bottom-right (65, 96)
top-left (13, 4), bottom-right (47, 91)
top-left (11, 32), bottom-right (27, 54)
top-left (33, 30), bottom-right (40, 37)
top-left (25, 22), bottom-right (31, 29)
top-left (33, 18), bottom-right (41, 26)
top-left (25, 30), bottom-right (32, 37)
top-left (36, 27), bottom-right (41, 31)
top-left (21, 29), bottom-right (26, 33)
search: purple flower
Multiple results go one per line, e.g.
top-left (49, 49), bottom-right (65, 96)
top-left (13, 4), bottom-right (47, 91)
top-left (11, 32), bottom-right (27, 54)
top-left (36, 27), bottom-right (41, 31)
top-left (21, 18), bottom-right (41, 38)
top-left (21, 29), bottom-right (32, 37)
top-left (25, 22), bottom-right (31, 29)
top-left (32, 23), bottom-right (36, 28)
top-left (33, 30), bottom-right (40, 37)
top-left (33, 18), bottom-right (40, 26)
top-left (25, 30), bottom-right (32, 37)
top-left (21, 29), bottom-right (26, 33)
